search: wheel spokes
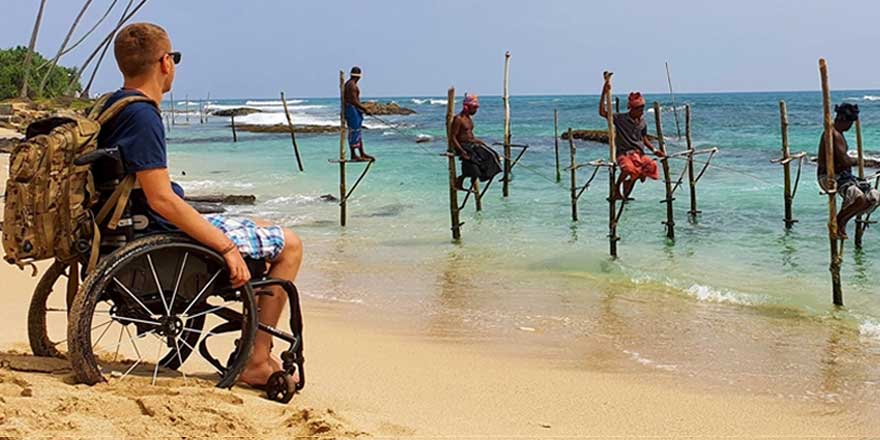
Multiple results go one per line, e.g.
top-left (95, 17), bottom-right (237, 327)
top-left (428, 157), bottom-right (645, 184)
top-left (112, 277), bottom-right (156, 318)
top-left (146, 254), bottom-right (171, 315)
top-left (169, 252), bottom-right (189, 313)
top-left (180, 269), bottom-right (223, 317)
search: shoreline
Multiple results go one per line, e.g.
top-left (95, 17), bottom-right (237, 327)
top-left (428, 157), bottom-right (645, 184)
top-left (0, 249), bottom-right (877, 436)
top-left (1, 138), bottom-right (880, 435)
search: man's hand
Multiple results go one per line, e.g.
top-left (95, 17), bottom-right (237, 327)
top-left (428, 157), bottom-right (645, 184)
top-left (223, 247), bottom-right (250, 288)
top-left (653, 148), bottom-right (666, 158)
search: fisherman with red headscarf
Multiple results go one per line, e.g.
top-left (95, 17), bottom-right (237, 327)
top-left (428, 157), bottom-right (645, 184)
top-left (450, 94), bottom-right (501, 191)
top-left (599, 73), bottom-right (664, 200)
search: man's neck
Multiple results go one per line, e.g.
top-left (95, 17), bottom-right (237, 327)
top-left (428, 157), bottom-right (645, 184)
top-left (122, 79), bottom-right (164, 106)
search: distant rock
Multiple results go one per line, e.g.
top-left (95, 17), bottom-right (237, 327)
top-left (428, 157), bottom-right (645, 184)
top-left (185, 194), bottom-right (257, 205)
top-left (362, 101), bottom-right (416, 116)
top-left (211, 107), bottom-right (263, 117)
top-left (320, 194), bottom-right (339, 202)
top-left (235, 124), bottom-right (339, 134)
top-left (561, 129), bottom-right (657, 144)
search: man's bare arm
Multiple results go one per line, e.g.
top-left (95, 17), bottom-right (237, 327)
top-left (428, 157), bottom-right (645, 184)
top-left (643, 136), bottom-right (663, 156)
top-left (137, 168), bottom-right (251, 286)
top-left (599, 82), bottom-right (610, 119)
top-left (833, 132), bottom-right (857, 167)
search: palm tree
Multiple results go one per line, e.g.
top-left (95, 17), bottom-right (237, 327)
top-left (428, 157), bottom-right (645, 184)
top-left (20, 0), bottom-right (48, 98)
top-left (36, 0), bottom-right (94, 97)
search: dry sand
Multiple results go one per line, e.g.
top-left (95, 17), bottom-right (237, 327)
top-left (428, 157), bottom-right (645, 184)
top-left (0, 153), bottom-right (878, 438)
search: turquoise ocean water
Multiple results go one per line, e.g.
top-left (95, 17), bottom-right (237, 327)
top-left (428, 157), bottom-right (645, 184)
top-left (163, 91), bottom-right (880, 407)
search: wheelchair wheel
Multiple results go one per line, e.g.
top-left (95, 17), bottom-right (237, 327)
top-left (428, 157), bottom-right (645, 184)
top-left (68, 234), bottom-right (258, 388)
top-left (27, 261), bottom-right (73, 358)
top-left (27, 260), bottom-right (202, 367)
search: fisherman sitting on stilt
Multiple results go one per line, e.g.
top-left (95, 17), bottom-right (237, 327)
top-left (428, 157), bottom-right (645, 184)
top-left (344, 66), bottom-right (375, 162)
top-left (817, 102), bottom-right (880, 239)
top-left (599, 74), bottom-right (664, 200)
top-left (450, 94), bottom-right (502, 191)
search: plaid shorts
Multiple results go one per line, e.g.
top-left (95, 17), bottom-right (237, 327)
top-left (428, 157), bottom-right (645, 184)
top-left (204, 215), bottom-right (286, 261)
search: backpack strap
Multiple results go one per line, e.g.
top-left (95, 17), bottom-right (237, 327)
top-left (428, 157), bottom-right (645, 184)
top-left (87, 174), bottom-right (136, 272)
top-left (95, 95), bottom-right (157, 125)
top-left (94, 174), bottom-right (136, 228)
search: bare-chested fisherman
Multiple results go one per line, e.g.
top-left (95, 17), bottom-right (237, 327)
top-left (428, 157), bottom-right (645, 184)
top-left (343, 66), bottom-right (374, 162)
top-left (817, 102), bottom-right (880, 239)
top-left (449, 94), bottom-right (501, 191)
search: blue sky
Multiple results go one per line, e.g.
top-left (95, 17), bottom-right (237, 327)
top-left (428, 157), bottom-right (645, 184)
top-left (2, 0), bottom-right (878, 98)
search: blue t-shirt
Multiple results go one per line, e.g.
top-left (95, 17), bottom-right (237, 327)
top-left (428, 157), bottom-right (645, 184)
top-left (97, 89), bottom-right (183, 231)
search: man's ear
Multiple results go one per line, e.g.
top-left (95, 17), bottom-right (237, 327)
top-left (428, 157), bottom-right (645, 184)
top-left (159, 55), bottom-right (171, 75)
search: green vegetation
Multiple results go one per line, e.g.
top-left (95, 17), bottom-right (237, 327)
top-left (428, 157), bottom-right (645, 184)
top-left (0, 46), bottom-right (81, 100)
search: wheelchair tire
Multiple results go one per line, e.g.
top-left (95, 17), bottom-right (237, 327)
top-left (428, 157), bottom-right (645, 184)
top-left (27, 260), bottom-right (70, 358)
top-left (68, 234), bottom-right (258, 388)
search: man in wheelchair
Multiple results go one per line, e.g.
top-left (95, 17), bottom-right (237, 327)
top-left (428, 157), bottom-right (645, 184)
top-left (97, 22), bottom-right (303, 389)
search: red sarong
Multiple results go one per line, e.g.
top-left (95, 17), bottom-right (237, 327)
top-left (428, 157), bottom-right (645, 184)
top-left (617, 151), bottom-right (659, 182)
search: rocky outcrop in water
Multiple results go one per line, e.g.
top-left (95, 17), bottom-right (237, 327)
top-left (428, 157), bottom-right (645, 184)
top-left (234, 124), bottom-right (339, 134)
top-left (362, 101), bottom-right (416, 116)
top-left (211, 107), bottom-right (263, 117)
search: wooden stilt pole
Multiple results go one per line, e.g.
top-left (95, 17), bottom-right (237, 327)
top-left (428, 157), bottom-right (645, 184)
top-left (231, 114), bottom-right (237, 142)
top-left (170, 91), bottom-right (176, 126)
top-left (819, 58), bottom-right (843, 306)
top-left (339, 70), bottom-right (348, 227)
top-left (654, 101), bottom-right (675, 240)
top-left (473, 180), bottom-right (482, 212)
top-left (281, 91), bottom-right (305, 172)
top-left (185, 94), bottom-right (190, 124)
top-left (446, 87), bottom-right (462, 240)
top-left (615, 96), bottom-right (620, 113)
top-left (780, 101), bottom-right (796, 229)
top-left (554, 109), bottom-right (561, 182)
top-left (569, 128), bottom-right (578, 222)
top-left (604, 72), bottom-right (619, 257)
top-left (205, 92), bottom-right (210, 123)
top-left (685, 104), bottom-right (699, 220)
top-left (666, 61), bottom-right (682, 139)
top-left (855, 117), bottom-right (867, 248)
top-left (502, 51), bottom-right (512, 198)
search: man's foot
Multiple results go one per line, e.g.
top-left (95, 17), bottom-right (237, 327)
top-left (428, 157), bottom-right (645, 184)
top-left (238, 356), bottom-right (300, 389)
top-left (351, 155), bottom-right (371, 162)
top-left (836, 228), bottom-right (849, 240)
top-left (361, 153), bottom-right (376, 162)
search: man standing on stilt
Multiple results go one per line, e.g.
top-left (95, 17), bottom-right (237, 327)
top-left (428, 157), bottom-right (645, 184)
top-left (343, 66), bottom-right (374, 162)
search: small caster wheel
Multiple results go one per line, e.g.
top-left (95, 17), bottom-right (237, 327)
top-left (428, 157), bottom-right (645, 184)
top-left (266, 371), bottom-right (295, 403)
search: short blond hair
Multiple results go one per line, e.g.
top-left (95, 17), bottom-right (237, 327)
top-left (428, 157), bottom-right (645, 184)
top-left (114, 23), bottom-right (170, 77)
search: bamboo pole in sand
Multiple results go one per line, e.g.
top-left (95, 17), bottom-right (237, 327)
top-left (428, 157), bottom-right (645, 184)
top-left (569, 128), bottom-right (578, 222)
top-left (604, 72), bottom-right (619, 257)
top-left (685, 104), bottom-right (699, 220)
top-left (339, 70), bottom-right (348, 227)
top-left (281, 91), bottom-right (305, 172)
top-left (231, 114), bottom-right (237, 142)
top-left (502, 51), bottom-right (512, 198)
top-left (554, 109), bottom-right (561, 182)
top-left (819, 58), bottom-right (843, 306)
top-left (446, 87), bottom-right (462, 240)
top-left (855, 117), bottom-right (868, 248)
top-left (780, 101), bottom-right (796, 229)
top-left (654, 101), bottom-right (675, 240)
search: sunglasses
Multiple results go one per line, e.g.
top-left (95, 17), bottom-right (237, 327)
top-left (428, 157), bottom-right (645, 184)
top-left (159, 51), bottom-right (181, 65)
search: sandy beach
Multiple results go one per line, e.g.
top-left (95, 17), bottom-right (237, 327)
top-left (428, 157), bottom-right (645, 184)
top-left (0, 155), bottom-right (876, 439)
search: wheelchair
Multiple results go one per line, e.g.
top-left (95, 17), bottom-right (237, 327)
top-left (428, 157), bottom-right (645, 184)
top-left (26, 148), bottom-right (304, 403)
